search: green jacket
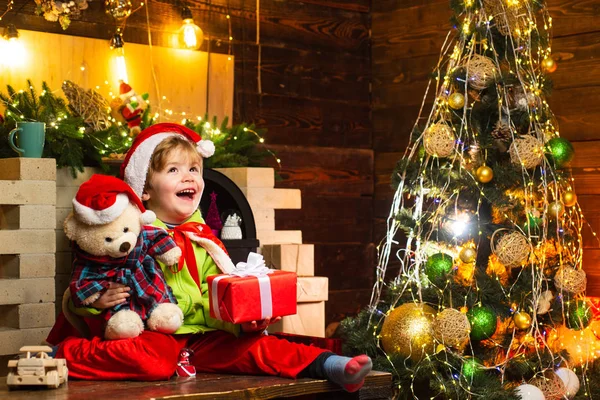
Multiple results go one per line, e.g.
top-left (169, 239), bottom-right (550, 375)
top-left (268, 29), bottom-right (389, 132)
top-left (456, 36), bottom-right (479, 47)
top-left (153, 211), bottom-right (239, 336)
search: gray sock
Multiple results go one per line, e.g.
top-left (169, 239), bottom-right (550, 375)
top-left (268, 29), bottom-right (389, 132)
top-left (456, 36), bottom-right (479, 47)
top-left (323, 354), bottom-right (372, 386)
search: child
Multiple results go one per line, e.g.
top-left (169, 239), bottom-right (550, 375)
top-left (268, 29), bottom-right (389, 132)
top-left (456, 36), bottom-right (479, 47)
top-left (47, 123), bottom-right (372, 391)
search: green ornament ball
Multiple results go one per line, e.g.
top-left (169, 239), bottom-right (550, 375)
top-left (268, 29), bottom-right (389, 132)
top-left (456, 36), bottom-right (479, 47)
top-left (461, 357), bottom-right (484, 380)
top-left (546, 137), bottom-right (575, 168)
top-left (425, 253), bottom-right (454, 282)
top-left (566, 300), bottom-right (593, 331)
top-left (523, 212), bottom-right (542, 231)
top-left (466, 305), bottom-right (497, 341)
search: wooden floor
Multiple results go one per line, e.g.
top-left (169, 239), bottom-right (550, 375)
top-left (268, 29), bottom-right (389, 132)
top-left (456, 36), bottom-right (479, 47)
top-left (0, 371), bottom-right (393, 400)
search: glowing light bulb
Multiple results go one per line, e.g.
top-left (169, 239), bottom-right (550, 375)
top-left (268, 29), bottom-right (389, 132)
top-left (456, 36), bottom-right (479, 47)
top-left (178, 7), bottom-right (203, 50)
top-left (110, 32), bottom-right (128, 84)
top-left (0, 24), bottom-right (26, 67)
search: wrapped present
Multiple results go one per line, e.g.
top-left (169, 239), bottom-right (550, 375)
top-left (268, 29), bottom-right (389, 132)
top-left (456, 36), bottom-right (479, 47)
top-left (208, 252), bottom-right (297, 324)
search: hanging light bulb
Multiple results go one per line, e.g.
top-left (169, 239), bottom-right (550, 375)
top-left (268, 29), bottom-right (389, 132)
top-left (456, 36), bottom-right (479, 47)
top-left (1, 24), bottom-right (26, 67)
top-left (178, 6), bottom-right (203, 50)
top-left (110, 30), bottom-right (128, 84)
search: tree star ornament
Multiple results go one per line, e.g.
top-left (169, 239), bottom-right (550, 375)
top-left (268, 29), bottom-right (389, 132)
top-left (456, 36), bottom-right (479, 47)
top-left (475, 165), bottom-right (493, 183)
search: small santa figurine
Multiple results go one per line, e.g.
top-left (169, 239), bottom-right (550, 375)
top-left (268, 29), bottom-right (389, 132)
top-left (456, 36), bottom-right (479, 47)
top-left (110, 81), bottom-right (148, 136)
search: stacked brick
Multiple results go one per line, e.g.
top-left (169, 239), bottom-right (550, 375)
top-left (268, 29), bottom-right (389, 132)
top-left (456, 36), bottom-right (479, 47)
top-left (216, 168), bottom-right (329, 337)
top-left (54, 168), bottom-right (99, 315)
top-left (0, 159), bottom-right (57, 357)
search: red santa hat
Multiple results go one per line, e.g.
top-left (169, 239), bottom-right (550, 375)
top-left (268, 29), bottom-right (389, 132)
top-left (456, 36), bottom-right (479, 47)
top-left (120, 123), bottom-right (215, 197)
top-left (73, 174), bottom-right (156, 225)
top-left (119, 81), bottom-right (136, 101)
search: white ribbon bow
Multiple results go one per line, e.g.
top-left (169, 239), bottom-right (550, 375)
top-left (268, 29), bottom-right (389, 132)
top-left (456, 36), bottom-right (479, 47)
top-left (231, 252), bottom-right (273, 277)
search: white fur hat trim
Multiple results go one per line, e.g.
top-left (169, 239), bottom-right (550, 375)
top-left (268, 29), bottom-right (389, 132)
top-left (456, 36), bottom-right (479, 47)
top-left (73, 193), bottom-right (129, 225)
top-left (197, 140), bottom-right (215, 158)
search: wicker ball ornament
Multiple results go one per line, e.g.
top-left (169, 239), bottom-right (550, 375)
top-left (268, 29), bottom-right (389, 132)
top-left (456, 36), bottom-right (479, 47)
top-left (509, 135), bottom-right (544, 169)
top-left (530, 371), bottom-right (567, 400)
top-left (465, 54), bottom-right (497, 90)
top-left (423, 123), bottom-right (455, 158)
top-left (433, 308), bottom-right (471, 348)
top-left (380, 303), bottom-right (436, 362)
top-left (492, 230), bottom-right (530, 267)
top-left (554, 267), bottom-right (586, 294)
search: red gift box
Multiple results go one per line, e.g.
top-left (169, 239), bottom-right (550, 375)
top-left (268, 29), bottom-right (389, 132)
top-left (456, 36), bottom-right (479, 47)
top-left (208, 270), bottom-right (297, 324)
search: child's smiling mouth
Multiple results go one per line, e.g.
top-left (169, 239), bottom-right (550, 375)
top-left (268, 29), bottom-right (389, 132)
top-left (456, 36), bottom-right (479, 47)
top-left (176, 189), bottom-right (196, 200)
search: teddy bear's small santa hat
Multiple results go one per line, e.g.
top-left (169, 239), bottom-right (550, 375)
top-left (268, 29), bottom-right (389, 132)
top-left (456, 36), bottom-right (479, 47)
top-left (73, 174), bottom-right (156, 225)
top-left (120, 123), bottom-right (214, 198)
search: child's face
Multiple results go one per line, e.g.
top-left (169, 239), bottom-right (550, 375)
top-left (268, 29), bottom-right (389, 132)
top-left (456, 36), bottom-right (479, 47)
top-left (142, 150), bottom-right (204, 224)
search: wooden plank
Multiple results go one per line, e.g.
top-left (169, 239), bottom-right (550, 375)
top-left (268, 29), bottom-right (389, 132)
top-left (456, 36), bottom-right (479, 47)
top-left (236, 94), bottom-right (371, 148)
top-left (0, 372), bottom-right (392, 399)
top-left (373, 105), bottom-right (425, 152)
top-left (4, 0), bottom-right (369, 55)
top-left (552, 32), bottom-right (600, 90)
top-left (287, 0), bottom-right (370, 13)
top-left (578, 195), bottom-right (600, 249)
top-left (315, 243), bottom-right (376, 291)
top-left (265, 145), bottom-right (373, 196)
top-left (236, 44), bottom-right (369, 104)
top-left (583, 249), bottom-right (600, 296)
top-left (571, 141), bottom-right (600, 169)
top-left (548, 0), bottom-right (600, 38)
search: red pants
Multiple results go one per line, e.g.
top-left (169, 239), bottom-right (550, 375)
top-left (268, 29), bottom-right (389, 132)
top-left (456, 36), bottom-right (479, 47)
top-left (52, 315), bottom-right (326, 381)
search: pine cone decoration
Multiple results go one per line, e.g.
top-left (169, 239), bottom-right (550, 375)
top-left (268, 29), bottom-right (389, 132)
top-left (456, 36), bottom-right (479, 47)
top-left (491, 120), bottom-right (512, 152)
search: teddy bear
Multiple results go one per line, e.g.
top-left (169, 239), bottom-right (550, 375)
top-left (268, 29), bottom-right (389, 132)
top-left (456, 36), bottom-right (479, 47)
top-left (62, 174), bottom-right (184, 340)
top-left (109, 81), bottom-right (148, 136)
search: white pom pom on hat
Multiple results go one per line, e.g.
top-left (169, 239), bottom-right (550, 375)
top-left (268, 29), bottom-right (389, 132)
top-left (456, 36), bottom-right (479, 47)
top-left (72, 174), bottom-right (156, 225)
top-left (120, 123), bottom-right (214, 198)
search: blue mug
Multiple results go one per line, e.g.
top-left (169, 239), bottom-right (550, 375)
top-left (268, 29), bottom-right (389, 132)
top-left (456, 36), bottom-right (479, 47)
top-left (9, 122), bottom-right (46, 158)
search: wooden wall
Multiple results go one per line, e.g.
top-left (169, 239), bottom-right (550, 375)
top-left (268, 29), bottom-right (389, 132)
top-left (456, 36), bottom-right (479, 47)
top-left (372, 0), bottom-right (600, 294)
top-left (2, 0), bottom-right (372, 327)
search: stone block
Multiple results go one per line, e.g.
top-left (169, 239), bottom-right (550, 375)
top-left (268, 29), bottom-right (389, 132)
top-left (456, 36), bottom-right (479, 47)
top-left (256, 230), bottom-right (302, 245)
top-left (214, 167), bottom-right (275, 188)
top-left (0, 205), bottom-right (55, 229)
top-left (268, 302), bottom-right (325, 338)
top-left (0, 277), bottom-right (55, 305)
top-left (0, 158), bottom-right (56, 181)
top-left (0, 181), bottom-right (56, 205)
top-left (241, 188), bottom-right (301, 210)
top-left (252, 209), bottom-right (275, 231)
top-left (0, 327), bottom-right (52, 356)
top-left (261, 244), bottom-right (314, 276)
top-left (0, 303), bottom-right (56, 329)
top-left (0, 230), bottom-right (55, 254)
top-left (17, 254), bottom-right (55, 278)
top-left (297, 277), bottom-right (328, 303)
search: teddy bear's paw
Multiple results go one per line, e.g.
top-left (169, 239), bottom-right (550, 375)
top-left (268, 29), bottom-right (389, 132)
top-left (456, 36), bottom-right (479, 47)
top-left (157, 247), bottom-right (183, 267)
top-left (147, 303), bottom-right (184, 334)
top-left (105, 309), bottom-right (144, 340)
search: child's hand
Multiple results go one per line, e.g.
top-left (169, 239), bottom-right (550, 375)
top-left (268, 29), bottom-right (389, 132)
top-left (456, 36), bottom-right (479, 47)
top-left (240, 316), bottom-right (282, 333)
top-left (91, 282), bottom-right (131, 309)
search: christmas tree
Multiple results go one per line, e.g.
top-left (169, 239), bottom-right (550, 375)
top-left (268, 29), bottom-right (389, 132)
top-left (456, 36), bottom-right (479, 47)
top-left (342, 1), bottom-right (600, 398)
top-left (206, 191), bottom-right (223, 237)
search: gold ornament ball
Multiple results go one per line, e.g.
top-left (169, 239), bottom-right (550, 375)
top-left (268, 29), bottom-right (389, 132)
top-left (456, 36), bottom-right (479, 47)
top-left (448, 92), bottom-right (465, 110)
top-left (459, 247), bottom-right (477, 264)
top-left (548, 201), bottom-right (564, 218)
top-left (380, 303), bottom-right (436, 362)
top-left (543, 57), bottom-right (558, 73)
top-left (105, 0), bottom-right (133, 21)
top-left (513, 311), bottom-right (532, 330)
top-left (563, 190), bottom-right (577, 207)
top-left (476, 165), bottom-right (494, 183)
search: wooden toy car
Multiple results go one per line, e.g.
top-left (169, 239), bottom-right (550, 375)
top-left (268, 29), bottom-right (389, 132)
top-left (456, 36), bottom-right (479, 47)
top-left (6, 346), bottom-right (68, 389)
